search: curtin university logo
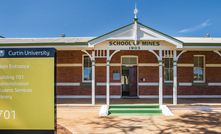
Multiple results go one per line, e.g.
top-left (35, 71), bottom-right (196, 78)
top-left (0, 50), bottom-right (5, 57)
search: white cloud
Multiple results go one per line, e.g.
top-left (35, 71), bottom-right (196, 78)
top-left (178, 20), bottom-right (211, 33)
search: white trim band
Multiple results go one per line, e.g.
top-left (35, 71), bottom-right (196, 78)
top-left (110, 83), bottom-right (121, 86)
top-left (97, 83), bottom-right (106, 86)
top-left (138, 63), bottom-right (158, 66)
top-left (177, 64), bottom-right (194, 67)
top-left (110, 63), bottom-right (121, 66)
top-left (206, 64), bottom-right (221, 67)
top-left (57, 83), bottom-right (80, 86)
top-left (57, 95), bottom-right (221, 99)
top-left (95, 64), bottom-right (106, 66)
top-left (57, 95), bottom-right (121, 98)
top-left (97, 83), bottom-right (121, 86)
top-left (208, 83), bottom-right (221, 86)
top-left (139, 95), bottom-right (221, 98)
top-left (57, 64), bottom-right (82, 67)
top-left (179, 83), bottom-right (192, 86)
top-left (138, 83), bottom-right (159, 86)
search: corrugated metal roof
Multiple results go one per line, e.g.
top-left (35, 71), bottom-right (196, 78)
top-left (175, 37), bottom-right (221, 43)
top-left (0, 37), bottom-right (95, 44)
top-left (0, 37), bottom-right (221, 44)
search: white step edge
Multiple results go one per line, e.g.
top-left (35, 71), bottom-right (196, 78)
top-left (160, 105), bottom-right (174, 116)
top-left (99, 105), bottom-right (109, 116)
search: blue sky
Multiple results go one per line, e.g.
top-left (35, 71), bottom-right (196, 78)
top-left (1, 0), bottom-right (221, 38)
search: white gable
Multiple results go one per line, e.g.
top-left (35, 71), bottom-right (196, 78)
top-left (88, 22), bottom-right (183, 48)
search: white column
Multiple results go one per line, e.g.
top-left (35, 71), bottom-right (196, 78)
top-left (106, 61), bottom-right (110, 105)
top-left (106, 50), bottom-right (110, 105)
top-left (173, 50), bottom-right (177, 105)
top-left (159, 50), bottom-right (163, 105)
top-left (91, 51), bottom-right (95, 105)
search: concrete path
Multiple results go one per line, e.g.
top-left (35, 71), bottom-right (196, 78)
top-left (57, 106), bottom-right (221, 134)
top-left (57, 98), bottom-right (221, 133)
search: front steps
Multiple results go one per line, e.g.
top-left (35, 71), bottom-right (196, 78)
top-left (108, 104), bottom-right (164, 116)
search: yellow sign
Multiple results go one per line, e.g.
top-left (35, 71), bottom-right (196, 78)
top-left (0, 57), bottom-right (54, 129)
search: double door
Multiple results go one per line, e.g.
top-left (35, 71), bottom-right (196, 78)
top-left (121, 66), bottom-right (137, 96)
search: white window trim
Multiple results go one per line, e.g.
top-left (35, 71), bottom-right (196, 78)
top-left (82, 54), bottom-right (92, 83)
top-left (164, 58), bottom-right (173, 83)
top-left (193, 55), bottom-right (205, 83)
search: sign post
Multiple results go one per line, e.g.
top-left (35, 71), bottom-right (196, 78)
top-left (0, 48), bottom-right (56, 134)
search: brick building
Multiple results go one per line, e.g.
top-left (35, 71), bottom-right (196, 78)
top-left (0, 18), bottom-right (220, 105)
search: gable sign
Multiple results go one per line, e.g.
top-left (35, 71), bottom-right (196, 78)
top-left (109, 40), bottom-right (160, 50)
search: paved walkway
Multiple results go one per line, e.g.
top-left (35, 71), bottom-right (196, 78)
top-left (56, 98), bottom-right (221, 134)
top-left (57, 106), bottom-right (221, 134)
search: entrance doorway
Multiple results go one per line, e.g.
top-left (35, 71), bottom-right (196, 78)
top-left (121, 56), bottom-right (138, 97)
top-left (121, 66), bottom-right (137, 96)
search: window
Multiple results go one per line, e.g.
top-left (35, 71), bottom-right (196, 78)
top-left (194, 56), bottom-right (204, 82)
top-left (83, 55), bottom-right (92, 81)
top-left (122, 57), bottom-right (137, 65)
top-left (164, 58), bottom-right (173, 82)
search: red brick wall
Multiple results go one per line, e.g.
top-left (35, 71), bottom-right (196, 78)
top-left (139, 67), bottom-right (159, 82)
top-left (57, 86), bottom-right (91, 95)
top-left (95, 66), bottom-right (106, 82)
top-left (110, 86), bottom-right (121, 95)
top-left (206, 67), bottom-right (221, 82)
top-left (56, 50), bottom-right (221, 96)
top-left (57, 67), bottom-right (82, 82)
top-left (178, 86), bottom-right (221, 95)
top-left (177, 67), bottom-right (193, 82)
top-left (95, 86), bottom-right (106, 95)
top-left (139, 86), bottom-right (158, 95)
top-left (57, 50), bottom-right (85, 63)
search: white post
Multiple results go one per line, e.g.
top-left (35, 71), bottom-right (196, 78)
top-left (106, 50), bottom-right (110, 105)
top-left (91, 51), bottom-right (95, 105)
top-left (159, 50), bottom-right (163, 105)
top-left (134, 19), bottom-right (138, 44)
top-left (173, 50), bottom-right (177, 105)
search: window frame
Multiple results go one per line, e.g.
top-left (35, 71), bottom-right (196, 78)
top-left (193, 55), bottom-right (205, 83)
top-left (82, 54), bottom-right (92, 82)
top-left (121, 55), bottom-right (138, 66)
top-left (164, 58), bottom-right (173, 83)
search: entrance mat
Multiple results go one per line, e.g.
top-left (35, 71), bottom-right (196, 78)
top-left (108, 104), bottom-right (164, 116)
